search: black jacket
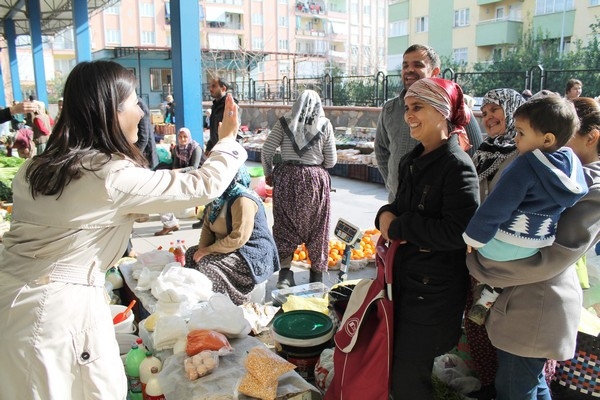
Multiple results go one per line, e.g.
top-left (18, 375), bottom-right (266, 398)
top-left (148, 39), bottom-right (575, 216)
top-left (376, 135), bottom-right (479, 359)
top-left (206, 95), bottom-right (239, 152)
top-left (136, 98), bottom-right (159, 170)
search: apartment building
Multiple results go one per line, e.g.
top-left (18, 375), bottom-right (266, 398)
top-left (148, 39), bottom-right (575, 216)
top-left (388, 0), bottom-right (600, 73)
top-left (7, 0), bottom-right (387, 106)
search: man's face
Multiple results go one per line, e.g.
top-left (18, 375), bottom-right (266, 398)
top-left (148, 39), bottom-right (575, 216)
top-left (402, 49), bottom-right (440, 89)
top-left (209, 80), bottom-right (225, 100)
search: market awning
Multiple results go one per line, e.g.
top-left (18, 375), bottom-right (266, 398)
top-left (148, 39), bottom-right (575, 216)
top-left (204, 7), bottom-right (227, 22)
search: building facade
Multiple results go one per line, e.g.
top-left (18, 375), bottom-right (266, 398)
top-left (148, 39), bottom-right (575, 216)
top-left (388, 0), bottom-right (600, 73)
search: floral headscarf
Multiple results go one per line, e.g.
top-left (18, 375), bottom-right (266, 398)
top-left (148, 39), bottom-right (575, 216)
top-left (472, 88), bottom-right (525, 182)
top-left (205, 166), bottom-right (253, 224)
top-left (175, 127), bottom-right (200, 167)
top-left (280, 90), bottom-right (329, 157)
top-left (404, 77), bottom-right (472, 150)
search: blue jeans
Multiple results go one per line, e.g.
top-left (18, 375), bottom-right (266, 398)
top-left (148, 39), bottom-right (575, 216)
top-left (496, 349), bottom-right (552, 400)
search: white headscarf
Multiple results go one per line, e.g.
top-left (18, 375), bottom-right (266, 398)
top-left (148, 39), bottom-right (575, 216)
top-left (280, 90), bottom-right (329, 156)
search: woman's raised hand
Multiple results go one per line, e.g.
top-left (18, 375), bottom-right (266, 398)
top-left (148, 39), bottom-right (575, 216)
top-left (217, 94), bottom-right (240, 142)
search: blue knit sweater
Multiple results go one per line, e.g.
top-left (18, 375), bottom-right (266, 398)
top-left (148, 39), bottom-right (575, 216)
top-left (463, 147), bottom-right (588, 249)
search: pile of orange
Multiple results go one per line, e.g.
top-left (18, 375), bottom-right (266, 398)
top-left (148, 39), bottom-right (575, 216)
top-left (292, 228), bottom-right (381, 268)
top-left (293, 243), bottom-right (311, 264)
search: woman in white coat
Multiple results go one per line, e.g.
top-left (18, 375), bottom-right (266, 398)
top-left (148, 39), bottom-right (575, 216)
top-left (0, 61), bottom-right (246, 399)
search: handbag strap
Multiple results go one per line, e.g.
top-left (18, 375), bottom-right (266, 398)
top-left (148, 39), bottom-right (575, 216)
top-left (375, 236), bottom-right (401, 301)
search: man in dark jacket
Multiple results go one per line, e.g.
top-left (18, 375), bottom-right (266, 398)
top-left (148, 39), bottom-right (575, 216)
top-left (205, 77), bottom-right (239, 153)
top-left (136, 97), bottom-right (159, 170)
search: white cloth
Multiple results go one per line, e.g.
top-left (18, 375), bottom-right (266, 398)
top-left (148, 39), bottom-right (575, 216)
top-left (0, 139), bottom-right (246, 399)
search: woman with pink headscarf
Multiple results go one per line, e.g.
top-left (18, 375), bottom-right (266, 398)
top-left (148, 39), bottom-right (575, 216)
top-left (375, 77), bottom-right (480, 398)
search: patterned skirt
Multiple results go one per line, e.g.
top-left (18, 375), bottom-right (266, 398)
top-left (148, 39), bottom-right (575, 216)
top-left (272, 163), bottom-right (331, 272)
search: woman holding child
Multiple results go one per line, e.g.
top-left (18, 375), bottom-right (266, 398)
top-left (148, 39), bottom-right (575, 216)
top-left (467, 96), bottom-right (600, 399)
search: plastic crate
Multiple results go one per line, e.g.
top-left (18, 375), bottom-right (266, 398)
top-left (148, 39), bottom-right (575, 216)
top-left (348, 164), bottom-right (369, 181)
top-left (328, 163), bottom-right (348, 177)
top-left (368, 166), bottom-right (385, 185)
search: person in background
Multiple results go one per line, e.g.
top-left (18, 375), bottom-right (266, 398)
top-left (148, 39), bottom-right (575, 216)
top-left (0, 60), bottom-right (245, 400)
top-left (464, 96), bottom-right (587, 325)
top-left (462, 87), bottom-right (525, 400)
top-left (262, 90), bottom-right (337, 289)
top-left (466, 97), bottom-right (600, 400)
top-left (10, 127), bottom-right (35, 159)
top-left (164, 94), bottom-right (175, 124)
top-left (205, 77), bottom-right (239, 153)
top-left (184, 166), bottom-right (279, 305)
top-left (55, 97), bottom-right (64, 120)
top-left (31, 102), bottom-right (53, 155)
top-left (565, 78), bottom-right (583, 100)
top-left (376, 77), bottom-right (479, 399)
top-left (375, 44), bottom-right (483, 202)
top-left (154, 127), bottom-right (206, 236)
top-left (203, 109), bottom-right (211, 130)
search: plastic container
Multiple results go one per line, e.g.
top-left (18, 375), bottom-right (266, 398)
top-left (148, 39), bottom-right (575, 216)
top-left (271, 282), bottom-right (328, 307)
top-left (111, 304), bottom-right (135, 334)
top-left (173, 240), bottom-right (185, 266)
top-left (125, 343), bottom-right (146, 400)
top-left (272, 310), bottom-right (334, 381)
top-left (139, 351), bottom-right (162, 399)
top-left (145, 366), bottom-right (166, 400)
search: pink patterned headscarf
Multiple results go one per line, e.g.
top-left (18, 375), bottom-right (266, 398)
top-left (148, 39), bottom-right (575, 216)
top-left (405, 77), bottom-right (471, 149)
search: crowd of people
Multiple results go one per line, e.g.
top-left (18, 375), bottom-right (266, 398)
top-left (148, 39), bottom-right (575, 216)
top-left (0, 42), bottom-right (599, 399)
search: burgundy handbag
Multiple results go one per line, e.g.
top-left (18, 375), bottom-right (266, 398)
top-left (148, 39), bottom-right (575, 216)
top-left (325, 237), bottom-right (399, 400)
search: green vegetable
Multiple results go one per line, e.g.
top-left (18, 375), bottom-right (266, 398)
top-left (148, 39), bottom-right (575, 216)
top-left (0, 156), bottom-right (25, 168)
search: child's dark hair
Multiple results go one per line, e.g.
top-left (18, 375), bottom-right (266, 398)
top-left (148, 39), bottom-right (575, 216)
top-left (572, 97), bottom-right (600, 153)
top-left (513, 96), bottom-right (580, 149)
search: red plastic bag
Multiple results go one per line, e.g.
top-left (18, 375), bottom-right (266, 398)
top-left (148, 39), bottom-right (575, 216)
top-left (186, 329), bottom-right (233, 357)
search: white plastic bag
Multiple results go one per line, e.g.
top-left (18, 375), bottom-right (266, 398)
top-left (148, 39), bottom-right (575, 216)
top-left (153, 315), bottom-right (188, 351)
top-left (187, 294), bottom-right (251, 338)
top-left (150, 264), bottom-right (214, 305)
top-left (432, 353), bottom-right (481, 395)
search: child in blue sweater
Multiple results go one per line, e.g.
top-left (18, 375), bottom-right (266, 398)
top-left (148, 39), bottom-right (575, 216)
top-left (463, 96), bottom-right (588, 325)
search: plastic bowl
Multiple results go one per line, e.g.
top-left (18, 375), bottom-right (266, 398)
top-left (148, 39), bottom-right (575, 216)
top-left (110, 304), bottom-right (135, 333)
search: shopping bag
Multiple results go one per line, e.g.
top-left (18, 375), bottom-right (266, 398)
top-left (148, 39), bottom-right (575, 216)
top-left (324, 237), bottom-right (398, 400)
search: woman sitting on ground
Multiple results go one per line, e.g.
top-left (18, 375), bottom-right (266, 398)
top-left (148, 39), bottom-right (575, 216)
top-left (184, 166), bottom-right (279, 305)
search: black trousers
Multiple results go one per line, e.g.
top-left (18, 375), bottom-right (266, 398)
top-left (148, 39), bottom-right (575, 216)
top-left (391, 356), bottom-right (434, 399)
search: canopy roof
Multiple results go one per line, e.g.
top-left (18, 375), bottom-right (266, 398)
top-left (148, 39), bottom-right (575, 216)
top-left (0, 0), bottom-right (115, 37)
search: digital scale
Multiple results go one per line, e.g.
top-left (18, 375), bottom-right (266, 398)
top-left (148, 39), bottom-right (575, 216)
top-left (333, 218), bottom-right (363, 282)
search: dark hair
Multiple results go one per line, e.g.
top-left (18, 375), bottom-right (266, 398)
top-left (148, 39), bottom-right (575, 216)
top-left (513, 96), bottom-right (579, 149)
top-left (565, 78), bottom-right (582, 95)
top-left (572, 97), bottom-right (600, 153)
top-left (213, 77), bottom-right (230, 91)
top-left (403, 44), bottom-right (441, 69)
top-left (26, 60), bottom-right (147, 198)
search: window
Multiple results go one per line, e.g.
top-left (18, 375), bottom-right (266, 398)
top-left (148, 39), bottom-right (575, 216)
top-left (53, 28), bottom-right (75, 50)
top-left (140, 3), bottom-right (154, 17)
top-left (416, 16), bottom-right (428, 33)
top-left (105, 29), bottom-right (121, 44)
top-left (104, 5), bottom-right (119, 14)
top-left (453, 48), bottom-right (468, 65)
top-left (278, 16), bottom-right (288, 27)
top-left (592, 0), bottom-right (600, 5)
top-left (454, 8), bottom-right (470, 27)
top-left (492, 48), bottom-right (502, 59)
top-left (150, 68), bottom-right (172, 92)
top-left (141, 31), bottom-right (155, 45)
top-left (389, 20), bottom-right (408, 37)
top-left (252, 37), bottom-right (264, 50)
top-left (278, 39), bottom-right (288, 51)
top-left (535, 0), bottom-right (574, 15)
top-left (279, 62), bottom-right (289, 75)
top-left (495, 7), bottom-right (505, 19)
top-left (252, 13), bottom-right (263, 25)
top-left (363, 4), bottom-right (371, 15)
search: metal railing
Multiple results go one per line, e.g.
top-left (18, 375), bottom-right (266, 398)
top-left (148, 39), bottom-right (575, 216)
top-left (199, 66), bottom-right (600, 106)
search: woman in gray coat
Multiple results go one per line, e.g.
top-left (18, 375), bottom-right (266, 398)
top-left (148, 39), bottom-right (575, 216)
top-left (467, 97), bottom-right (600, 400)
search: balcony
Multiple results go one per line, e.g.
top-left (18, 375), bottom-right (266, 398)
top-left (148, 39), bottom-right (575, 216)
top-left (477, 0), bottom-right (502, 4)
top-left (532, 9), bottom-right (575, 39)
top-left (475, 17), bottom-right (523, 46)
top-left (295, 29), bottom-right (327, 37)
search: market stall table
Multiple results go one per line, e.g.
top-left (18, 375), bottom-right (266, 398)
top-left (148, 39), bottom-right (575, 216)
top-left (118, 262), bottom-right (322, 399)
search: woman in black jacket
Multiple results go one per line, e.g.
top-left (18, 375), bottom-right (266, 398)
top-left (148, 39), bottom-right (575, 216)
top-left (376, 77), bottom-right (479, 399)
